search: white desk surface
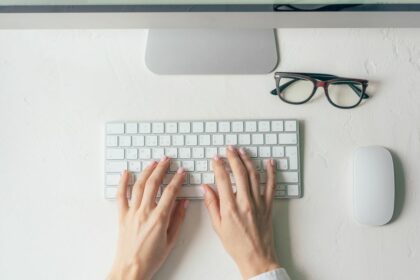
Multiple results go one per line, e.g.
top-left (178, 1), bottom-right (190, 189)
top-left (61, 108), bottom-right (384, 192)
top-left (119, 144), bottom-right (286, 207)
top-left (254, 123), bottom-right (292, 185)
top-left (0, 29), bottom-right (419, 280)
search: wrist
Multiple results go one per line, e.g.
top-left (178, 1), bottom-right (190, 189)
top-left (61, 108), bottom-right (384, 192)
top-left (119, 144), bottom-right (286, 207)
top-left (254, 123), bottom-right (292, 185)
top-left (108, 263), bottom-right (148, 280)
top-left (236, 257), bottom-right (280, 279)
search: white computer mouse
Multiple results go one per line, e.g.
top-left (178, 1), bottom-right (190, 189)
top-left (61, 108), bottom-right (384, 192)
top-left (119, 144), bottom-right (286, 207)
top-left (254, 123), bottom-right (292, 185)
top-left (353, 146), bottom-right (395, 226)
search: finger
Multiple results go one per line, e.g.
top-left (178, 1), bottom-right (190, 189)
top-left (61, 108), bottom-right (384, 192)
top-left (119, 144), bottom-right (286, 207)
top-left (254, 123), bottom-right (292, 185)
top-left (140, 156), bottom-right (171, 210)
top-left (202, 184), bottom-right (221, 231)
top-left (117, 170), bottom-right (129, 220)
top-left (226, 146), bottom-right (251, 204)
top-left (167, 199), bottom-right (189, 248)
top-left (212, 155), bottom-right (235, 211)
top-left (238, 147), bottom-right (262, 207)
top-left (131, 160), bottom-right (157, 210)
top-left (157, 167), bottom-right (186, 217)
top-left (265, 159), bottom-right (276, 212)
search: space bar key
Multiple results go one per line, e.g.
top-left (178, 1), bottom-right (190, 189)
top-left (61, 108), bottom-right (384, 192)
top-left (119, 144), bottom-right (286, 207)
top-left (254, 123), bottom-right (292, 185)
top-left (178, 187), bottom-right (203, 198)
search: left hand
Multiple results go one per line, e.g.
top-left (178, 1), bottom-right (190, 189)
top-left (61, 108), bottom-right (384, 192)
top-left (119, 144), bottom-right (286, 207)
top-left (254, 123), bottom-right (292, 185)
top-left (108, 157), bottom-right (189, 280)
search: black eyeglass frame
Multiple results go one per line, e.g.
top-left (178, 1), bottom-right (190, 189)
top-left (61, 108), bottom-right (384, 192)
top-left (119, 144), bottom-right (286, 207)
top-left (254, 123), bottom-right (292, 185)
top-left (271, 72), bottom-right (369, 109)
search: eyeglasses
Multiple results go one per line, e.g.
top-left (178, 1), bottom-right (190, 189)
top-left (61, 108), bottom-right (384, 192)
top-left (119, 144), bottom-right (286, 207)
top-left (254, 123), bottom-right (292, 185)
top-left (271, 72), bottom-right (369, 109)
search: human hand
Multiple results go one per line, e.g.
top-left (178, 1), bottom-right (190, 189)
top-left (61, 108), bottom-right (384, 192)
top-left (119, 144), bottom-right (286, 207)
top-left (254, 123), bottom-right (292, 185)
top-left (203, 146), bottom-right (280, 279)
top-left (108, 157), bottom-right (189, 280)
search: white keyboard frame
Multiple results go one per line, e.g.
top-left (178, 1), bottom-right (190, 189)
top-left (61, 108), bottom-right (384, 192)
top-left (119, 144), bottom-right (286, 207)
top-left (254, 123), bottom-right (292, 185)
top-left (104, 119), bottom-right (302, 200)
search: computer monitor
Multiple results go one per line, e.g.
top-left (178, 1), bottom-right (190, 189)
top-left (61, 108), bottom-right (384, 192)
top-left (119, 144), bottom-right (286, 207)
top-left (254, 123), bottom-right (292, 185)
top-left (1, 1), bottom-right (420, 74)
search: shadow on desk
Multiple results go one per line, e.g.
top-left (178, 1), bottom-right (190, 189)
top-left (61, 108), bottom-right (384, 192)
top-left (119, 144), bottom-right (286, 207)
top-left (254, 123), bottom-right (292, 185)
top-left (273, 201), bottom-right (307, 280)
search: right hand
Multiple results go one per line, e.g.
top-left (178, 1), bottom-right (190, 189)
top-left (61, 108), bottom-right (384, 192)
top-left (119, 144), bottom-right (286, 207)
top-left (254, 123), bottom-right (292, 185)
top-left (202, 146), bottom-right (281, 279)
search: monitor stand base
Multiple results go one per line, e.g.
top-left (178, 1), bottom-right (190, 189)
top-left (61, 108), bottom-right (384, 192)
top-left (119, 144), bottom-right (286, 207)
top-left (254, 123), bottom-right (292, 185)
top-left (145, 28), bottom-right (279, 75)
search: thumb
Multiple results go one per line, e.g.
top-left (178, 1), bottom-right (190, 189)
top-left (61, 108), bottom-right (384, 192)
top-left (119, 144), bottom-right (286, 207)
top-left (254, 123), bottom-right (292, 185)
top-left (202, 184), bottom-right (221, 231)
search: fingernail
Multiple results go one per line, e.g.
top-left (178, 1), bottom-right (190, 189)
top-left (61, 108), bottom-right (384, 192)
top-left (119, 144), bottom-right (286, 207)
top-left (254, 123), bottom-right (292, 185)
top-left (184, 200), bottom-right (190, 209)
top-left (148, 160), bottom-right (157, 167)
top-left (177, 167), bottom-right (185, 174)
top-left (270, 159), bottom-right (275, 166)
top-left (201, 185), bottom-right (207, 195)
top-left (213, 155), bottom-right (220, 161)
top-left (228, 145), bottom-right (235, 151)
top-left (160, 156), bottom-right (168, 162)
top-left (239, 147), bottom-right (246, 155)
top-left (121, 169), bottom-right (128, 175)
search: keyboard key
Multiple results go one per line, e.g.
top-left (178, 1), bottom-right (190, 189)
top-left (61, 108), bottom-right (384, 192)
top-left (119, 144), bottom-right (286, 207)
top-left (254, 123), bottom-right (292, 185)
top-left (189, 173), bottom-right (202, 184)
top-left (212, 134), bottom-right (224, 146)
top-left (272, 146), bottom-right (284, 157)
top-left (271, 121), bottom-right (284, 132)
top-left (258, 121), bottom-right (270, 132)
top-left (192, 147), bottom-right (205, 158)
top-left (225, 134), bottom-right (238, 145)
top-left (106, 149), bottom-right (124, 160)
top-left (259, 172), bottom-right (266, 183)
top-left (132, 136), bottom-right (144, 147)
top-left (238, 134), bottom-right (251, 145)
top-left (196, 160), bottom-right (208, 171)
top-left (245, 121), bottom-right (257, 132)
top-left (165, 122), bottom-right (177, 133)
top-left (275, 190), bottom-right (287, 197)
top-left (285, 146), bottom-right (298, 170)
top-left (126, 149), bottom-right (138, 159)
top-left (172, 135), bottom-right (185, 146)
top-left (232, 121), bottom-right (244, 132)
top-left (185, 135), bottom-right (197, 146)
top-left (265, 133), bottom-right (277, 145)
top-left (278, 133), bottom-right (297, 144)
top-left (192, 122), bottom-right (204, 133)
top-left (106, 123), bottom-right (124, 134)
top-left (252, 159), bottom-right (261, 170)
top-left (163, 173), bottom-right (175, 184)
top-left (182, 160), bottom-right (195, 171)
top-left (218, 121), bottom-right (231, 132)
top-left (205, 122), bottom-right (217, 133)
top-left (276, 158), bottom-right (288, 170)
top-left (142, 161), bottom-right (153, 170)
top-left (128, 161), bottom-right (141, 172)
top-left (219, 147), bottom-right (227, 157)
top-left (119, 136), bottom-right (131, 147)
top-left (205, 147), bottom-right (218, 158)
top-left (178, 186), bottom-right (203, 198)
top-left (276, 171), bottom-right (298, 183)
top-left (152, 122), bottom-right (164, 133)
top-left (106, 161), bottom-right (126, 172)
top-left (285, 120), bottom-right (297, 132)
top-left (159, 135), bottom-right (171, 146)
top-left (139, 148), bottom-right (151, 159)
top-left (126, 123), bottom-right (138, 134)
top-left (287, 185), bottom-right (299, 196)
top-left (199, 135), bottom-right (211, 146)
top-left (179, 122), bottom-right (191, 133)
top-left (145, 135), bottom-right (158, 146)
top-left (170, 160), bottom-right (182, 172)
top-left (139, 122), bottom-right (151, 133)
top-left (202, 173), bottom-right (215, 184)
top-left (252, 134), bottom-right (264, 145)
top-left (259, 146), bottom-right (271, 157)
top-left (179, 148), bottom-right (191, 159)
top-left (246, 147), bottom-right (258, 158)
top-left (106, 174), bottom-right (121, 185)
top-left (165, 148), bottom-right (178, 158)
top-left (106, 136), bottom-right (118, 147)
top-left (152, 148), bottom-right (164, 159)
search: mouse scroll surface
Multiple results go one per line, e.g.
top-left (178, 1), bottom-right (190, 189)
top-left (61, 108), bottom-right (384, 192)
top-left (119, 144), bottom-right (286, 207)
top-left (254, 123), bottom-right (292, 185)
top-left (353, 146), bottom-right (395, 226)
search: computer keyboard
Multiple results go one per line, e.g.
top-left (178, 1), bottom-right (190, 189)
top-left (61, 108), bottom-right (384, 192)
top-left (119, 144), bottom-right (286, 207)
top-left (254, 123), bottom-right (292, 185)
top-left (104, 119), bottom-right (302, 199)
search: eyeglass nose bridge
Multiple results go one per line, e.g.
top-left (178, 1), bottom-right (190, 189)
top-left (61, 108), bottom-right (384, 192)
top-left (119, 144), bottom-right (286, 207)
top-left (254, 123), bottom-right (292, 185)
top-left (315, 81), bottom-right (327, 88)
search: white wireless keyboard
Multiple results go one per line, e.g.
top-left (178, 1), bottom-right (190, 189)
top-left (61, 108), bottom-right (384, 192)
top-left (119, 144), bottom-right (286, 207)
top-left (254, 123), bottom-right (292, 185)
top-left (104, 119), bottom-right (302, 199)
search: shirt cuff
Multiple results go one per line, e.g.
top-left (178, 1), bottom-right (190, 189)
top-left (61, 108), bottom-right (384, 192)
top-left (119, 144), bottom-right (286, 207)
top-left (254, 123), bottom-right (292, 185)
top-left (248, 268), bottom-right (291, 280)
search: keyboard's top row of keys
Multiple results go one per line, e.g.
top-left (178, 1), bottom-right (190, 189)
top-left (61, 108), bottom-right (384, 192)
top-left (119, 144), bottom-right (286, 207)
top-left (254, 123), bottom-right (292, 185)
top-left (106, 120), bottom-right (297, 134)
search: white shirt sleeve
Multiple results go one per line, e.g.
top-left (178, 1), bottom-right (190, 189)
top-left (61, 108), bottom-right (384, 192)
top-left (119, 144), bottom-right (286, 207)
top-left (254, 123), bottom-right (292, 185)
top-left (248, 268), bottom-right (291, 280)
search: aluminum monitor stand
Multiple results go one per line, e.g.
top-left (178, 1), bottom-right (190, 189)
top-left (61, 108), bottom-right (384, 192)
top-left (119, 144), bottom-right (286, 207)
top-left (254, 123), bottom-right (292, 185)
top-left (145, 29), bottom-right (279, 75)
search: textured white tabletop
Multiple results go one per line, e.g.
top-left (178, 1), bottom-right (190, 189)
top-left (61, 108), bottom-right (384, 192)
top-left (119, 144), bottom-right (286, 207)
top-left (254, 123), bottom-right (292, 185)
top-left (0, 29), bottom-right (419, 280)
